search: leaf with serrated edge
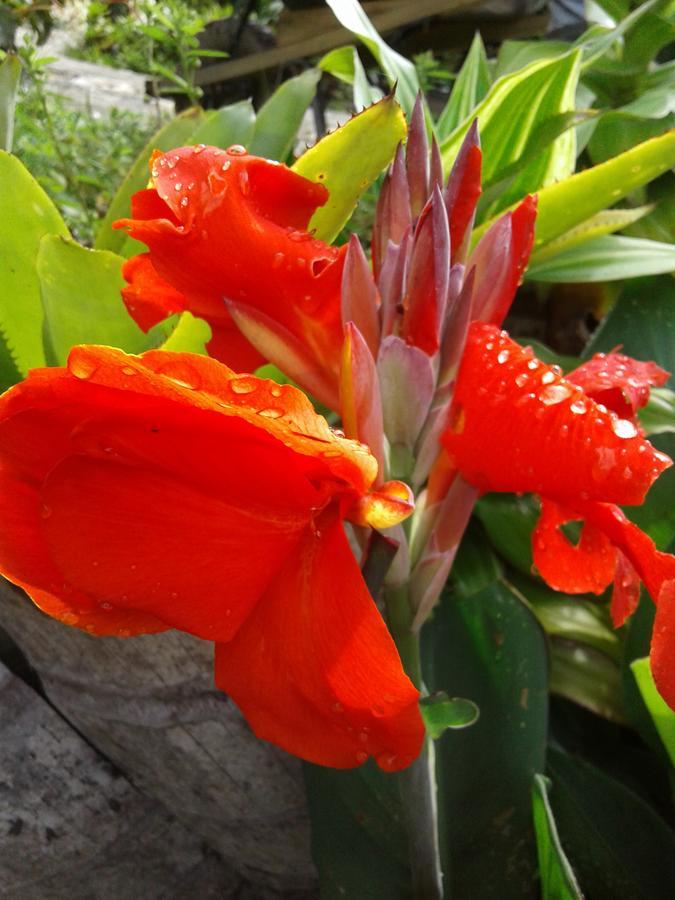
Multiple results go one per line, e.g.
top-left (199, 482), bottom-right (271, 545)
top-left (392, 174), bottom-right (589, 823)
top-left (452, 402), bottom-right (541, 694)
top-left (293, 95), bottom-right (406, 243)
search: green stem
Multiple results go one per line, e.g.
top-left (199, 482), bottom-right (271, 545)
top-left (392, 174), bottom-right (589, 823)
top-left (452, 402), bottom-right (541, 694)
top-left (385, 584), bottom-right (444, 899)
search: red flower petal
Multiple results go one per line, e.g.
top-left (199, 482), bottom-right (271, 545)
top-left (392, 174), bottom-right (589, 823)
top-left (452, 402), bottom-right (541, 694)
top-left (121, 253), bottom-right (187, 332)
top-left (651, 579), bottom-right (675, 710)
top-left (215, 512), bottom-right (423, 770)
top-left (611, 551), bottom-right (642, 628)
top-left (114, 146), bottom-right (346, 402)
top-left (568, 352), bottom-right (669, 420)
top-left (532, 499), bottom-right (616, 595)
top-left (443, 323), bottom-right (671, 506)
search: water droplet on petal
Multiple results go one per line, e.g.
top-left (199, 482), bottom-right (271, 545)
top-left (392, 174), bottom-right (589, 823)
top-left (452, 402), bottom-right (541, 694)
top-left (272, 252), bottom-right (285, 269)
top-left (180, 197), bottom-right (189, 207)
top-left (238, 171), bottom-right (250, 196)
top-left (288, 230), bottom-right (310, 243)
top-left (497, 349), bottom-right (509, 364)
top-left (121, 366), bottom-right (137, 376)
top-left (540, 384), bottom-right (573, 406)
top-left (570, 399), bottom-right (587, 415)
top-left (174, 182), bottom-right (182, 191)
top-left (258, 408), bottom-right (283, 419)
top-left (193, 144), bottom-right (206, 154)
top-left (270, 386), bottom-right (282, 397)
top-left (230, 378), bottom-right (256, 394)
top-left (515, 373), bottom-right (528, 388)
top-left (221, 160), bottom-right (231, 173)
top-left (612, 418), bottom-right (638, 439)
top-left (541, 371), bottom-right (555, 385)
top-left (527, 359), bottom-right (539, 371)
top-left (70, 356), bottom-right (98, 380)
top-left (227, 144), bottom-right (247, 156)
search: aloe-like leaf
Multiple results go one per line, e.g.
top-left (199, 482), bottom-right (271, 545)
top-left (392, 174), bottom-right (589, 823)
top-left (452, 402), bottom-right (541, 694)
top-left (249, 69), bottom-right (321, 161)
top-left (441, 50), bottom-right (582, 210)
top-left (475, 129), bottom-right (675, 251)
top-left (38, 236), bottom-right (167, 366)
top-left (526, 234), bottom-right (675, 282)
top-left (528, 204), bottom-right (653, 265)
top-left (293, 95), bottom-right (406, 243)
top-left (189, 99), bottom-right (256, 148)
top-left (630, 657), bottom-right (675, 767)
top-left (436, 32), bottom-right (490, 140)
top-left (325, 0), bottom-right (420, 116)
top-left (0, 53), bottom-right (20, 152)
top-left (0, 151), bottom-right (69, 379)
top-left (531, 775), bottom-right (584, 900)
top-left (639, 387), bottom-right (675, 436)
top-left (95, 107), bottom-right (206, 254)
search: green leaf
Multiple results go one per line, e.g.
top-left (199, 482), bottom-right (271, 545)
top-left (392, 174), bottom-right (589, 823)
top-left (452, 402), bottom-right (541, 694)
top-left (158, 311), bottom-right (211, 354)
top-left (495, 39), bottom-right (571, 79)
top-left (189, 99), bottom-right (255, 149)
top-left (436, 32), bottom-right (490, 140)
top-left (292, 95), bottom-right (406, 243)
top-left (425, 565), bottom-right (548, 899)
top-left (531, 775), bottom-right (584, 900)
top-left (248, 69), bottom-right (321, 161)
top-left (303, 760), bottom-right (412, 899)
top-left (94, 107), bottom-right (206, 254)
top-left (526, 234), bottom-right (675, 282)
top-left (528, 204), bottom-right (653, 266)
top-left (325, 0), bottom-right (420, 117)
top-left (549, 637), bottom-right (625, 723)
top-left (631, 657), bottom-right (675, 767)
top-left (0, 53), bottom-right (20, 152)
top-left (547, 746), bottom-right (675, 900)
top-left (441, 50), bottom-right (582, 212)
top-left (587, 111), bottom-right (674, 165)
top-left (319, 45), bottom-right (382, 111)
top-left (419, 692), bottom-right (479, 738)
top-left (475, 493), bottom-right (538, 575)
top-left (527, 129), bottom-right (675, 251)
top-left (38, 236), bottom-right (164, 365)
top-left (639, 387), bottom-right (675, 436)
top-left (0, 151), bottom-right (69, 381)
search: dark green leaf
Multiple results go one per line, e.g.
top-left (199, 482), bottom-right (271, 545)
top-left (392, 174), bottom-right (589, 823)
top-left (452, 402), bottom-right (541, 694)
top-left (547, 746), bottom-right (675, 900)
top-left (640, 387), bottom-right (675, 436)
top-left (425, 572), bottom-right (549, 899)
top-left (475, 493), bottom-right (538, 575)
top-left (549, 637), bottom-right (625, 723)
top-left (531, 775), bottom-right (584, 900)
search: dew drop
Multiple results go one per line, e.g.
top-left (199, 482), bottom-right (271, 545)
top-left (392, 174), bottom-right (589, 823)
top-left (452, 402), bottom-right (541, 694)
top-left (540, 384), bottom-right (573, 406)
top-left (272, 252), bottom-right (285, 269)
top-left (288, 230), bottom-right (310, 243)
top-left (70, 356), bottom-right (98, 380)
top-left (270, 386), bottom-right (282, 397)
top-left (180, 197), bottom-right (189, 207)
top-left (527, 359), bottom-right (539, 371)
top-left (258, 407), bottom-right (283, 419)
top-left (174, 182), bottom-right (182, 191)
top-left (221, 160), bottom-right (231, 172)
top-left (612, 418), bottom-right (638, 439)
top-left (121, 366), bottom-right (137, 376)
top-left (497, 349), bottom-right (510, 364)
top-left (238, 171), bottom-right (250, 196)
top-left (227, 144), bottom-right (247, 156)
top-left (551, 365), bottom-right (562, 376)
top-left (193, 144), bottom-right (206, 154)
top-left (230, 378), bottom-right (256, 394)
top-left (515, 373), bottom-right (528, 388)
top-left (570, 399), bottom-right (587, 415)
top-left (541, 371), bottom-right (555, 385)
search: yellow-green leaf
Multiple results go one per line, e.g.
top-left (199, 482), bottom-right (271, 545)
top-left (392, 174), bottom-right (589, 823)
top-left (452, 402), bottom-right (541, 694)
top-left (292, 95), bottom-right (406, 243)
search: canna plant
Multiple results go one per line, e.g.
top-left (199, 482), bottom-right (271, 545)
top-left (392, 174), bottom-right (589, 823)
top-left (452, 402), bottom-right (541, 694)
top-left (0, 79), bottom-right (674, 898)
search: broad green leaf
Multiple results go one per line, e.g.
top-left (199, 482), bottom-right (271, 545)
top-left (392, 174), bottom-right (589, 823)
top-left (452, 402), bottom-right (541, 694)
top-left (441, 51), bottom-right (581, 214)
top-left (304, 760), bottom-right (412, 899)
top-left (325, 0), bottom-right (420, 117)
top-left (547, 746), bottom-right (675, 900)
top-left (293, 96), bottom-right (406, 243)
top-left (38, 236), bottom-right (164, 365)
top-left (158, 311), bottom-right (211, 354)
top-left (531, 775), bottom-right (584, 900)
top-left (189, 99), bottom-right (256, 148)
top-left (495, 39), bottom-right (570, 79)
top-left (587, 110), bottom-right (673, 165)
top-left (419, 693), bottom-right (479, 738)
top-left (509, 572), bottom-right (620, 660)
top-left (0, 151), bottom-right (68, 381)
top-left (426, 554), bottom-right (548, 899)
top-left (639, 387), bottom-right (675, 435)
top-left (528, 205), bottom-right (653, 265)
top-left (631, 657), bottom-right (675, 767)
top-left (549, 637), bottom-right (625, 723)
top-left (0, 53), bottom-right (20, 152)
top-left (436, 32), bottom-right (490, 140)
top-left (249, 69), bottom-right (321, 161)
top-left (94, 106), bottom-right (206, 254)
top-left (526, 234), bottom-right (675, 282)
top-left (319, 45), bottom-right (382, 110)
top-left (475, 493), bottom-right (538, 575)
top-left (501, 129), bottom-right (675, 251)
top-left (621, 595), bottom-right (667, 755)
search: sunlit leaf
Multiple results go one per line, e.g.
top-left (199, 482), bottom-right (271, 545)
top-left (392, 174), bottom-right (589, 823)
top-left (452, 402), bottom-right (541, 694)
top-left (531, 775), bottom-right (584, 900)
top-left (0, 53), bottom-right (20, 152)
top-left (249, 69), bottom-right (321, 161)
top-left (526, 235), bottom-right (675, 282)
top-left (190, 99), bottom-right (256, 148)
top-left (630, 657), bottom-right (675, 767)
top-left (436, 32), bottom-right (490, 140)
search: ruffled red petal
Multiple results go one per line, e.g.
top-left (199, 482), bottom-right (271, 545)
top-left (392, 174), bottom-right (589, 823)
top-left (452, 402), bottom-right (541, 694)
top-left (443, 323), bottom-right (671, 505)
top-left (651, 579), bottom-right (675, 710)
top-left (568, 352), bottom-right (669, 420)
top-left (215, 512), bottom-right (424, 770)
top-left (532, 499), bottom-right (616, 594)
top-left (121, 254), bottom-right (187, 332)
top-left (114, 146), bottom-right (346, 401)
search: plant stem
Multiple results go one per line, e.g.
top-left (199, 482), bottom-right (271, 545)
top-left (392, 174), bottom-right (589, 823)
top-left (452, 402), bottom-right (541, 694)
top-left (385, 584), bottom-right (444, 899)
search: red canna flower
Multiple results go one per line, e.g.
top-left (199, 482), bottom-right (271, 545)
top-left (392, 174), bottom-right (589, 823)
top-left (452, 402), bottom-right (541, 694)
top-left (114, 145), bottom-right (346, 408)
top-left (442, 322), bottom-right (675, 708)
top-left (0, 346), bottom-right (422, 770)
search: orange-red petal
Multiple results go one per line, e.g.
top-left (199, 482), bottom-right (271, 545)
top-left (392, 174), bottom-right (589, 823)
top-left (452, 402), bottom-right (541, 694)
top-left (215, 512), bottom-right (424, 770)
top-left (114, 146), bottom-right (346, 399)
top-left (568, 352), bottom-right (669, 420)
top-left (651, 579), bottom-right (675, 710)
top-left (443, 323), bottom-right (671, 506)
